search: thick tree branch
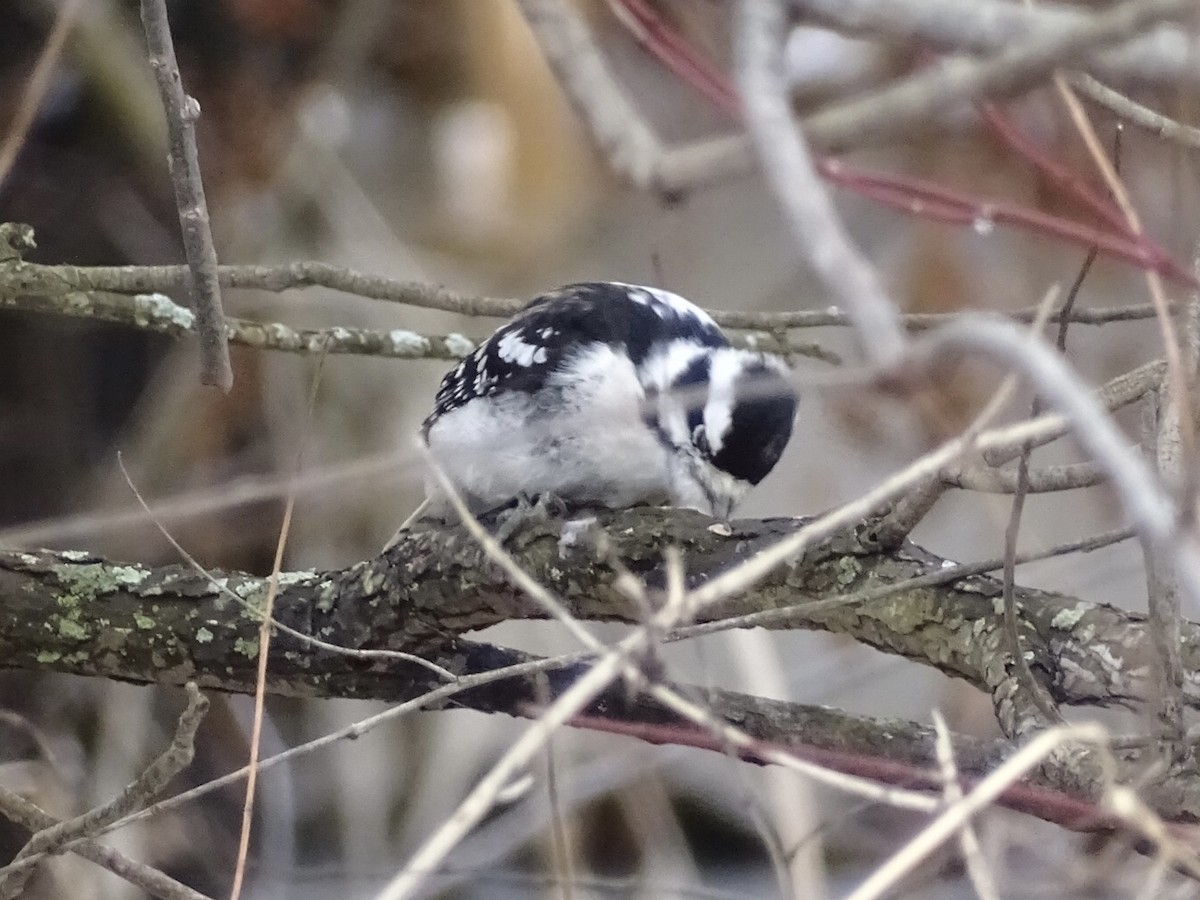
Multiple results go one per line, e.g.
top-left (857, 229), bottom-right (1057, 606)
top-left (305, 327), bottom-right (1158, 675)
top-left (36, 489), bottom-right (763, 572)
top-left (4, 507), bottom-right (1200, 822)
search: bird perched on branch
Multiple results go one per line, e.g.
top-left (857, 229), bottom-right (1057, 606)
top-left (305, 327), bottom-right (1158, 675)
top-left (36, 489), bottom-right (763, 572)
top-left (417, 281), bottom-right (797, 527)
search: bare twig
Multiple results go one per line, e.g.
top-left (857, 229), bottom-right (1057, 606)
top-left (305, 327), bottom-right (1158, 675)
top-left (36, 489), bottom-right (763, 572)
top-left (978, 357), bottom-right (1165, 465)
top-left (802, 0), bottom-right (1195, 154)
top-left (998, 284), bottom-right (1070, 736)
top-left (0, 281), bottom-right (838, 366)
top-left (914, 318), bottom-right (1200, 610)
top-left (981, 104), bottom-right (1129, 237)
top-left (512, 0), bottom-right (753, 195)
top-left (607, 0), bottom-right (740, 117)
top-left (0, 787), bottom-right (212, 900)
top-left (931, 711), bottom-right (1000, 900)
top-left (0, 0), bottom-right (85, 189)
top-left (1071, 73), bottom-right (1200, 150)
top-left (541, 704), bottom-right (577, 900)
top-left (738, 0), bottom-right (904, 366)
top-left (0, 253), bottom-right (1188, 330)
top-left (1054, 74), bottom-right (1191, 747)
top-left (817, 157), bottom-right (1191, 284)
top-left (845, 725), bottom-right (1110, 900)
top-left (229, 345), bottom-right (330, 900)
top-left (139, 0), bottom-right (232, 390)
top-left (945, 459), bottom-right (1107, 493)
top-left (0, 684), bottom-right (208, 899)
top-left (787, 0), bottom-right (1200, 91)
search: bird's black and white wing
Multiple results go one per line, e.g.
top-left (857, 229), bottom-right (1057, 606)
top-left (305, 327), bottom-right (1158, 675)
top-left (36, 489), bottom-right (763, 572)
top-left (422, 282), bottom-right (725, 436)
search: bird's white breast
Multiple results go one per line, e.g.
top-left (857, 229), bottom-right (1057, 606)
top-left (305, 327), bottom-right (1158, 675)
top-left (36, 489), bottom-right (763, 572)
top-left (424, 344), bottom-right (672, 513)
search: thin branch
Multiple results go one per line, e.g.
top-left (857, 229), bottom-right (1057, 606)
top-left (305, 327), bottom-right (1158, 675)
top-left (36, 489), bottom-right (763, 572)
top-left (512, 0), bottom-right (753, 195)
top-left (978, 357), bottom-right (1165, 466)
top-left (1, 288), bottom-right (468, 360)
top-left (0, 684), bottom-right (208, 900)
top-left (0, 250), bottom-right (1186, 330)
top-left (1071, 73), bottom-right (1200, 150)
top-left (737, 0), bottom-right (905, 366)
top-left (998, 287), bottom-right (1068, 737)
top-left (0, 278), bottom-right (839, 366)
top-left (980, 103), bottom-right (1130, 236)
top-left (845, 725), bottom-right (1114, 900)
top-left (229, 347), bottom-right (328, 900)
top-left (139, 0), bottom-right (232, 390)
top-left (944, 459), bottom-right (1106, 493)
top-left (786, 0), bottom-right (1200, 92)
top-left (817, 158), bottom-right (1192, 285)
top-left (801, 0), bottom-right (1195, 155)
top-left (931, 712), bottom-right (1000, 900)
top-left (913, 318), bottom-right (1200, 611)
top-left (1054, 74), bottom-right (1191, 747)
top-left (607, 0), bottom-right (740, 117)
top-left (0, 788), bottom-right (212, 900)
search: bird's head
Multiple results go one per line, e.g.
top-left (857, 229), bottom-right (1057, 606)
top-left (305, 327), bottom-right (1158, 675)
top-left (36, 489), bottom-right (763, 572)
top-left (646, 347), bottom-right (797, 519)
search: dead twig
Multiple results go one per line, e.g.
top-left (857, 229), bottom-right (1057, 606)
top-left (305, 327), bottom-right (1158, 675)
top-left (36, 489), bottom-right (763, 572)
top-left (0, 787), bottom-right (212, 900)
top-left (1071, 73), bottom-right (1200, 151)
top-left (138, 0), bottom-right (232, 390)
top-left (0, 684), bottom-right (208, 900)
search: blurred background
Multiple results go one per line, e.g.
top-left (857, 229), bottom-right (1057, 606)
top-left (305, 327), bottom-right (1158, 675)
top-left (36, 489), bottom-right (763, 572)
top-left (0, 0), bottom-right (1196, 897)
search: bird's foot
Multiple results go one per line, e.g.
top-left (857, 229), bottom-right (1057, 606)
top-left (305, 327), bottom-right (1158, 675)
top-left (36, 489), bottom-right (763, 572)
top-left (488, 491), bottom-right (572, 544)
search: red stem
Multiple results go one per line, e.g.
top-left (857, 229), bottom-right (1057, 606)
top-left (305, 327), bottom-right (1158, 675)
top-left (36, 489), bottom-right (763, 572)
top-left (608, 0), bottom-right (740, 117)
top-left (980, 102), bottom-right (1132, 237)
top-left (606, 2), bottom-right (1198, 289)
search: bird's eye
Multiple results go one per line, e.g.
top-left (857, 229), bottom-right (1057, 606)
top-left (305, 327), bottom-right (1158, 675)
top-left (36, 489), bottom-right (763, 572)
top-left (692, 424), bottom-right (711, 456)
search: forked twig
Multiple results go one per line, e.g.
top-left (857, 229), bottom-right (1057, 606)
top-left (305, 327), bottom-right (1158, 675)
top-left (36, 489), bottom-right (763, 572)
top-left (0, 684), bottom-right (209, 900)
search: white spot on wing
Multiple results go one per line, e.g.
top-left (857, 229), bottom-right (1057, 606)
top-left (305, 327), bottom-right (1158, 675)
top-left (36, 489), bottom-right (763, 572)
top-left (497, 329), bottom-right (548, 366)
top-left (612, 282), bottom-right (717, 329)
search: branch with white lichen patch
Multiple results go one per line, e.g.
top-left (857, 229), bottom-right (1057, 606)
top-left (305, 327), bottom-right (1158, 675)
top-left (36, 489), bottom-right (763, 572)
top-left (0, 233), bottom-right (841, 365)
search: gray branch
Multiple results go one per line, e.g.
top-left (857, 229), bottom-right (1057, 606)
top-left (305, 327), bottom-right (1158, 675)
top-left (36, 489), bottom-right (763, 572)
top-left (0, 241), bottom-right (1177, 331)
top-left (3, 507), bottom-right (1200, 824)
top-left (139, 0), bottom-right (232, 390)
top-left (788, 0), bottom-right (1200, 92)
top-left (801, 0), bottom-right (1195, 155)
top-left (0, 278), bottom-right (838, 367)
top-left (0, 683), bottom-right (207, 899)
